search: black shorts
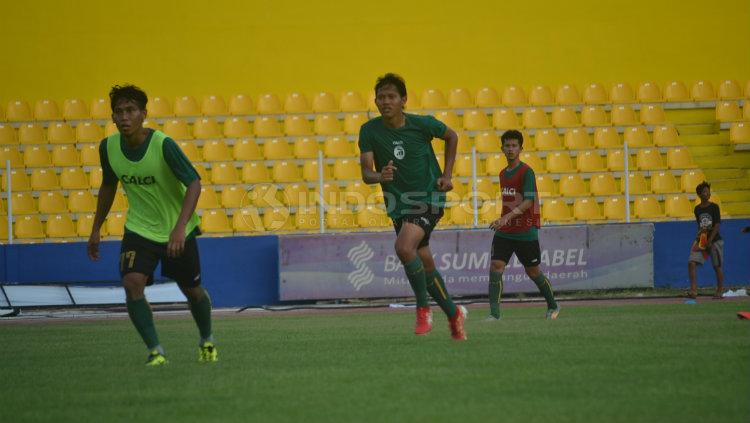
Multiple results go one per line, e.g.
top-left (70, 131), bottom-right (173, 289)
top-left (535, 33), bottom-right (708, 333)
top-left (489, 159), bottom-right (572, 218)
top-left (119, 231), bottom-right (202, 288)
top-left (491, 236), bottom-right (542, 268)
top-left (393, 206), bottom-right (444, 249)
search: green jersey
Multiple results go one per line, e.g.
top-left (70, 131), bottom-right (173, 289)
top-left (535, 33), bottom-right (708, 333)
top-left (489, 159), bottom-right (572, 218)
top-left (359, 113), bottom-right (447, 219)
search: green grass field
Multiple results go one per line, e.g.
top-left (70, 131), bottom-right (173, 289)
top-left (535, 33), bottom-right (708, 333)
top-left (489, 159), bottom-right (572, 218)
top-left (1, 299), bottom-right (749, 423)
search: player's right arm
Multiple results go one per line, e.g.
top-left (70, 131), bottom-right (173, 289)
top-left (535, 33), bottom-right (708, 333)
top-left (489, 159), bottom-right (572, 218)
top-left (88, 141), bottom-right (119, 261)
top-left (360, 152), bottom-right (396, 184)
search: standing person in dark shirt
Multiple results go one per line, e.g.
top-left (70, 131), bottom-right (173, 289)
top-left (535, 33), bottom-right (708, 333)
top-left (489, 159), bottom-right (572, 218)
top-left (687, 181), bottom-right (724, 299)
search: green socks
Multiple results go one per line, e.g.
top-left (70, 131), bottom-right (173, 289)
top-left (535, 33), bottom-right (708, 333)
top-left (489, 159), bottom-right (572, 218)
top-left (126, 298), bottom-right (161, 351)
top-left (425, 270), bottom-right (458, 318)
top-left (404, 257), bottom-right (429, 308)
top-left (188, 289), bottom-right (214, 343)
top-left (531, 273), bottom-right (558, 310)
top-left (489, 271), bottom-right (503, 318)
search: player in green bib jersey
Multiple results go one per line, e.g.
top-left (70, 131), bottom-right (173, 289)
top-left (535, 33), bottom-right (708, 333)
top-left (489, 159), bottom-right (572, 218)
top-left (359, 73), bottom-right (467, 341)
top-left (87, 85), bottom-right (216, 365)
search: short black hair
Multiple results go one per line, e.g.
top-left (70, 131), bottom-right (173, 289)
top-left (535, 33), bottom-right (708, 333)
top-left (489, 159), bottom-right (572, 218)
top-left (696, 181), bottom-right (711, 195)
top-left (375, 73), bottom-right (407, 98)
top-left (109, 84), bottom-right (148, 111)
top-left (501, 129), bottom-right (524, 147)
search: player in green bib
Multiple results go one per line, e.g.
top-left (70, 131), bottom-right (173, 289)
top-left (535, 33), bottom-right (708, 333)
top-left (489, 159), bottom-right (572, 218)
top-left (359, 73), bottom-right (467, 341)
top-left (87, 85), bottom-right (217, 365)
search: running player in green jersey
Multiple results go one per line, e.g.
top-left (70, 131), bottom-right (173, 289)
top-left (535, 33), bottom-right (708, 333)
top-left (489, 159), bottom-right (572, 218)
top-left (487, 130), bottom-right (560, 320)
top-left (359, 73), bottom-right (467, 340)
top-left (87, 85), bottom-right (217, 365)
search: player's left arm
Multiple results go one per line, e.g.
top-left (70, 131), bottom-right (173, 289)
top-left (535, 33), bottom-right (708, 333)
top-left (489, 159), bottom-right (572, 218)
top-left (163, 138), bottom-right (201, 257)
top-left (437, 127), bottom-right (458, 192)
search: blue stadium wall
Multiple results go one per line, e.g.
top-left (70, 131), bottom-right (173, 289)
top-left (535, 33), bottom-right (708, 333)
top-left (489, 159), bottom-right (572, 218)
top-left (0, 219), bottom-right (748, 308)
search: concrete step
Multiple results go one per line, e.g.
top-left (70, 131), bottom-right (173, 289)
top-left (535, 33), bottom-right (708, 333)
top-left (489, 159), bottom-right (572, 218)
top-left (680, 133), bottom-right (729, 147)
top-left (704, 169), bottom-right (748, 179)
top-left (666, 109), bottom-right (716, 124)
top-left (695, 155), bottom-right (750, 168)
top-left (676, 123), bottom-right (719, 135)
top-left (690, 145), bottom-right (731, 157)
top-left (718, 190), bottom-right (750, 202)
top-left (723, 201), bottom-right (750, 216)
top-left (711, 178), bottom-right (750, 190)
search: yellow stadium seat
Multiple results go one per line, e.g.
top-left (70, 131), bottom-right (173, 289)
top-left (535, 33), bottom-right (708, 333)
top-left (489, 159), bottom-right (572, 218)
top-left (162, 119), bottom-right (192, 140)
top-left (715, 101), bottom-right (742, 122)
top-left (653, 126), bottom-right (680, 147)
top-left (233, 139), bottom-right (262, 161)
top-left (474, 131), bottom-right (500, 153)
top-left (576, 151), bottom-right (606, 172)
top-left (520, 152), bottom-right (545, 172)
top-left (468, 177), bottom-right (497, 199)
top-left (622, 172), bottom-right (650, 194)
top-left (455, 154), bottom-right (481, 177)
top-left (88, 168), bottom-right (103, 188)
top-left (475, 87), bottom-right (500, 107)
top-left (90, 98), bottom-right (110, 119)
top-left (344, 181), bottom-right (373, 206)
top-left (546, 151), bottom-right (575, 173)
top-left (15, 215), bottom-right (45, 239)
top-left (729, 122), bottom-right (750, 144)
top-left (272, 161), bottom-right (301, 183)
top-left (492, 108), bottom-right (519, 130)
top-left (551, 107), bottom-right (579, 128)
top-left (245, 184), bottom-right (277, 208)
top-left (564, 128), bottom-right (592, 150)
top-left (718, 80), bottom-right (742, 100)
top-left (357, 205), bottom-right (390, 228)
top-left (664, 194), bottom-right (693, 218)
top-left (344, 113), bottom-right (368, 135)
top-left (313, 182), bottom-right (342, 206)
top-left (446, 88), bottom-right (472, 108)
top-left (462, 110), bottom-right (490, 131)
top-left (76, 122), bottom-right (104, 143)
top-left (326, 206), bottom-right (357, 230)
top-left (219, 186), bottom-right (247, 209)
top-left (256, 93), bottom-right (283, 114)
top-left (636, 81), bottom-right (661, 102)
top-left (664, 81), bottom-right (690, 102)
top-left (594, 127), bottom-right (622, 149)
top-left (634, 196), bottom-right (663, 219)
top-left (293, 207), bottom-right (320, 230)
top-left (104, 122), bottom-right (118, 136)
top-left (23, 146), bottom-right (52, 167)
top-left (174, 96), bottom-right (200, 117)
top-left (453, 132), bottom-right (472, 154)
top-left (583, 83), bottom-right (608, 104)
top-left (666, 148), bottom-right (695, 169)
top-left (202, 140), bottom-right (232, 162)
top-left (143, 119), bottom-right (161, 132)
top-left (522, 108), bottom-right (549, 128)
top-left (10, 192), bottom-right (37, 214)
top-left (603, 197), bottom-right (626, 221)
top-left (0, 104), bottom-right (4, 121)
top-left (30, 168), bottom-right (60, 190)
top-left (110, 190), bottom-right (128, 212)
top-left (485, 153), bottom-right (508, 175)
top-left (38, 191), bottom-right (68, 214)
top-left (34, 99), bottom-right (61, 120)
top-left (745, 105), bottom-right (750, 121)
top-left (197, 185), bottom-right (221, 209)
top-left (228, 94), bottom-right (253, 115)
top-left (650, 171), bottom-right (679, 194)
top-left (420, 89), bottom-right (447, 109)
top-left (80, 145), bottom-right (100, 166)
top-left (640, 105), bottom-right (666, 125)
top-left (340, 91), bottom-right (366, 112)
top-left (211, 163), bottom-right (240, 184)
top-left (51, 145), bottom-right (80, 167)
top-left (636, 148), bottom-right (664, 170)
top-left (254, 116), bottom-right (283, 137)
top-left (433, 111), bottom-right (460, 130)
top-left (201, 95), bottom-right (227, 116)
top-left (624, 126), bottom-right (651, 148)
top-left (284, 92), bottom-right (311, 113)
top-left (333, 158), bottom-right (360, 180)
top-left (559, 174), bottom-right (588, 196)
top-left (534, 129), bottom-right (563, 150)
top-left (106, 212), bottom-right (127, 236)
top-left (293, 137), bottom-right (320, 159)
top-left (176, 141), bottom-right (201, 162)
top-left (6, 100), bottom-right (32, 121)
top-left (543, 199), bottom-right (573, 222)
top-left (502, 85), bottom-right (527, 106)
top-left (311, 92), bottom-right (338, 113)
top-left (261, 207), bottom-right (294, 231)
top-left (1, 169), bottom-right (31, 191)
top-left (574, 198), bottom-right (604, 221)
top-left (0, 124), bottom-right (17, 145)
top-left (449, 203), bottom-right (477, 226)
top-left (193, 118), bottom-right (222, 139)
top-left (62, 99), bottom-right (89, 120)
top-left (68, 190), bottom-right (97, 213)
top-left (555, 84), bottom-right (581, 105)
top-left (694, 194), bottom-right (721, 208)
top-left (580, 106), bottom-right (608, 126)
top-left (432, 138), bottom-right (445, 154)
top-left (535, 175), bottom-right (556, 197)
top-left (280, 183), bottom-right (310, 207)
top-left (201, 210), bottom-right (232, 234)
top-left (0, 146), bottom-right (23, 168)
top-left (302, 159), bottom-right (331, 182)
top-left (313, 114), bottom-right (342, 135)
top-left (232, 208), bottom-right (265, 233)
top-left (529, 85), bottom-right (554, 106)
top-left (18, 123), bottom-right (46, 144)
top-left (77, 214), bottom-right (106, 238)
top-left (263, 138), bottom-right (293, 159)
top-left (242, 162), bottom-right (271, 183)
top-left (446, 180), bottom-right (468, 203)
top-left (610, 82), bottom-right (636, 103)
top-left (606, 149), bottom-right (627, 171)
top-left (283, 115), bottom-right (313, 136)
top-left (60, 168), bottom-right (89, 190)
top-left (611, 105), bottom-right (637, 126)
top-left (148, 96), bottom-right (173, 118)
top-left (690, 80), bottom-right (715, 101)
top-left (323, 136), bottom-right (354, 158)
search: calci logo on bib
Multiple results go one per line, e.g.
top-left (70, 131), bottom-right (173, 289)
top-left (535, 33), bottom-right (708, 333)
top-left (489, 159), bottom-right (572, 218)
top-left (393, 140), bottom-right (405, 160)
